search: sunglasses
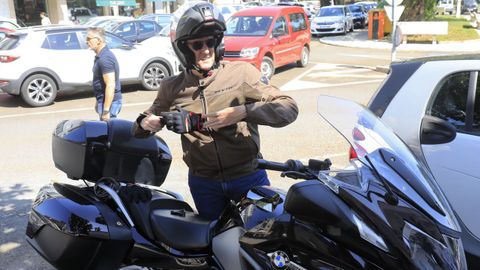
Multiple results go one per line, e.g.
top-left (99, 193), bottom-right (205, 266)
top-left (86, 36), bottom-right (98, 41)
top-left (188, 38), bottom-right (215, 51)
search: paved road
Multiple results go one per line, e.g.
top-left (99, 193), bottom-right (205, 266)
top-left (0, 40), bottom-right (442, 269)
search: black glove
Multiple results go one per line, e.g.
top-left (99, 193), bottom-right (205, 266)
top-left (160, 106), bottom-right (205, 134)
top-left (118, 184), bottom-right (152, 203)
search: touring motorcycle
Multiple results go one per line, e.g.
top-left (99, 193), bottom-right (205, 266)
top-left (25, 96), bottom-right (467, 269)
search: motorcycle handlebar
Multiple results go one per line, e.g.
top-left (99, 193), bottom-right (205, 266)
top-left (257, 158), bottom-right (332, 172)
top-left (257, 159), bottom-right (306, 172)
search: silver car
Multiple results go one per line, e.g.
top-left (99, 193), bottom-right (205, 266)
top-left (368, 54), bottom-right (480, 268)
top-left (310, 5), bottom-right (354, 36)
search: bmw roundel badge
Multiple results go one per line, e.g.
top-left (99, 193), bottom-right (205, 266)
top-left (270, 251), bottom-right (290, 269)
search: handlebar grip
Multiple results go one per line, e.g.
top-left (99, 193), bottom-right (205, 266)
top-left (257, 159), bottom-right (291, 171)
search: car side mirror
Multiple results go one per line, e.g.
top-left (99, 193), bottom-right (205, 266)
top-left (420, 115), bottom-right (457, 145)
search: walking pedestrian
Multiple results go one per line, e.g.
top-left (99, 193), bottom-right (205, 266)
top-left (86, 27), bottom-right (122, 121)
top-left (40, 11), bottom-right (51, 25)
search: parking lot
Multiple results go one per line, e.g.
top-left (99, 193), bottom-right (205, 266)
top-left (0, 38), bottom-right (447, 269)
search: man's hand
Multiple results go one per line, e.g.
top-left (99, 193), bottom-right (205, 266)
top-left (160, 106), bottom-right (205, 134)
top-left (140, 113), bottom-right (163, 133)
top-left (101, 112), bottom-right (110, 122)
top-left (203, 105), bottom-right (247, 129)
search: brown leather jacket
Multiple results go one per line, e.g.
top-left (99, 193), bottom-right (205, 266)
top-left (132, 61), bottom-right (298, 181)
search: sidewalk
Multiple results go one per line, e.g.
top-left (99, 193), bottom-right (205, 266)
top-left (319, 29), bottom-right (480, 52)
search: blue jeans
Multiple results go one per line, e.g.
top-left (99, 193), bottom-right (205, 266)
top-left (96, 99), bottom-right (122, 120)
top-left (188, 170), bottom-right (270, 220)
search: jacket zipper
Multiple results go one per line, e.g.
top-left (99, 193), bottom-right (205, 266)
top-left (199, 86), bottom-right (226, 181)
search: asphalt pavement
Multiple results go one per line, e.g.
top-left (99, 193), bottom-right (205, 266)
top-left (319, 28), bottom-right (480, 53)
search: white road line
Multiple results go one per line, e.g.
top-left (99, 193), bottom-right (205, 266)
top-left (340, 53), bottom-right (389, 60)
top-left (0, 101), bottom-right (152, 119)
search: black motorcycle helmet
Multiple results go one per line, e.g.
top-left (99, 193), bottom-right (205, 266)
top-left (171, 1), bottom-right (226, 73)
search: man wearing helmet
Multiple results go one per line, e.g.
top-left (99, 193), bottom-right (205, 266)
top-left (132, 2), bottom-right (298, 220)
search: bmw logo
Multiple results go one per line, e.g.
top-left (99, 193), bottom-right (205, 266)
top-left (269, 251), bottom-right (290, 269)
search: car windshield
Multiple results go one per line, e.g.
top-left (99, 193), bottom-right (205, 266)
top-left (225, 16), bottom-right (273, 36)
top-left (349, 5), bottom-right (363, 12)
top-left (317, 96), bottom-right (461, 232)
top-left (318, 7), bottom-right (343, 17)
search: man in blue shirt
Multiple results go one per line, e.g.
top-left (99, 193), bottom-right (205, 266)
top-left (86, 27), bottom-right (122, 121)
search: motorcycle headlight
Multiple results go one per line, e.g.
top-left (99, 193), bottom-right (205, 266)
top-left (402, 221), bottom-right (467, 270)
top-left (240, 47), bottom-right (259, 58)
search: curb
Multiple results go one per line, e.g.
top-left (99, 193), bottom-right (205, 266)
top-left (375, 65), bottom-right (390, 73)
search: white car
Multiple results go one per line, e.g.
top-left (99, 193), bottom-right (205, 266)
top-left (0, 25), bottom-right (180, 107)
top-left (310, 5), bottom-right (354, 36)
top-left (368, 54), bottom-right (480, 267)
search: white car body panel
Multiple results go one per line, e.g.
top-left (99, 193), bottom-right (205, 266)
top-left (380, 60), bottom-right (480, 239)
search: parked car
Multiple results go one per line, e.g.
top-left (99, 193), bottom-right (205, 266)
top-left (0, 25), bottom-right (180, 107)
top-left (355, 1), bottom-right (378, 12)
top-left (0, 16), bottom-right (26, 31)
top-left (138, 13), bottom-right (173, 29)
top-left (218, 5), bottom-right (243, 21)
top-left (367, 54), bottom-right (480, 268)
top-left (348, 4), bottom-right (367, 29)
top-left (463, 0), bottom-right (478, 13)
top-left (224, 6), bottom-right (310, 79)
top-left (69, 7), bottom-right (97, 24)
top-left (310, 5), bottom-right (354, 36)
top-left (437, 0), bottom-right (455, 14)
top-left (104, 19), bottom-right (162, 43)
top-left (83, 16), bottom-right (133, 28)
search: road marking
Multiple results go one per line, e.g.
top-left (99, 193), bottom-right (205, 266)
top-left (0, 101), bottom-right (152, 119)
top-left (340, 53), bottom-right (389, 60)
top-left (280, 63), bottom-right (385, 91)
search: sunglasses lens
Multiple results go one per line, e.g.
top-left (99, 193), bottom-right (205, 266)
top-left (191, 39), bottom-right (215, 50)
top-left (192, 41), bottom-right (204, 50)
top-left (206, 39), bottom-right (215, 48)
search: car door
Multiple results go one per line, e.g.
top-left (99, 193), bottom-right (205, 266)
top-left (271, 15), bottom-right (292, 66)
top-left (421, 70), bottom-right (480, 239)
top-left (104, 33), bottom-right (142, 81)
top-left (42, 31), bottom-right (93, 86)
top-left (287, 12), bottom-right (309, 63)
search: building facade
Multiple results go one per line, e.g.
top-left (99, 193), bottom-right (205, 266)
top-left (0, 0), bottom-right (177, 26)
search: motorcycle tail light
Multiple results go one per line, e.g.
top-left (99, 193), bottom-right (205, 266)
top-left (0, 55), bottom-right (19, 63)
top-left (349, 146), bottom-right (358, 160)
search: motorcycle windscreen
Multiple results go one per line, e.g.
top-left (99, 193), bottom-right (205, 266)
top-left (316, 95), bottom-right (460, 233)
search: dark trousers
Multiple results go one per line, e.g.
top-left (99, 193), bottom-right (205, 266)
top-left (188, 170), bottom-right (270, 220)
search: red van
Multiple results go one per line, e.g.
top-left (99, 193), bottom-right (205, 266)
top-left (223, 6), bottom-right (311, 79)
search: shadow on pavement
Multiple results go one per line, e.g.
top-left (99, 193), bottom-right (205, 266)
top-left (0, 183), bottom-right (53, 269)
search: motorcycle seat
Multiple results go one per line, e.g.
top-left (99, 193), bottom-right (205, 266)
top-left (150, 209), bottom-right (217, 251)
top-left (126, 191), bottom-right (194, 241)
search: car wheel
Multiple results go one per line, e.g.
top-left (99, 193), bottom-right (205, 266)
top-left (20, 74), bottom-right (57, 107)
top-left (261, 56), bottom-right (275, 79)
top-left (297, 46), bottom-right (310, 67)
top-left (142, 62), bottom-right (169, 91)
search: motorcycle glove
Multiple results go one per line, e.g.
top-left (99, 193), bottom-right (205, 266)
top-left (118, 184), bottom-right (152, 203)
top-left (160, 106), bottom-right (205, 134)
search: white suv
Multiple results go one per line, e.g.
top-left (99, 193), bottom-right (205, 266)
top-left (0, 26), bottom-right (180, 107)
